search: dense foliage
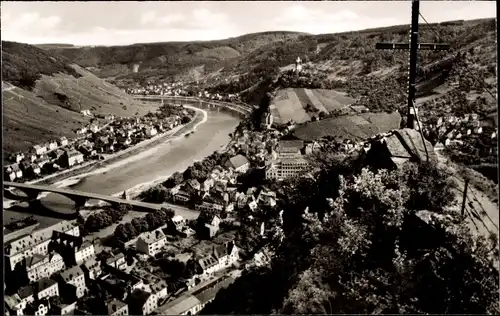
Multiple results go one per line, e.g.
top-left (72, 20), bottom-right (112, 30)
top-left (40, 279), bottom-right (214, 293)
top-left (112, 207), bottom-right (174, 244)
top-left (201, 159), bottom-right (499, 314)
top-left (2, 41), bottom-right (82, 90)
top-left (83, 205), bottom-right (132, 233)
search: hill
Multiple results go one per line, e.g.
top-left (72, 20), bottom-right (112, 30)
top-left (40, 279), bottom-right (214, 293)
top-left (2, 41), bottom-right (158, 155)
top-left (44, 31), bottom-right (307, 81)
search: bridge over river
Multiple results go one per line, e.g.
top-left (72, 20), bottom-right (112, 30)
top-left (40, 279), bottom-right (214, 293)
top-left (133, 95), bottom-right (254, 118)
top-left (4, 181), bottom-right (169, 212)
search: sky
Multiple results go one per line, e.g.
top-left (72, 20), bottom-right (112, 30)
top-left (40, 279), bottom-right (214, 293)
top-left (1, 1), bottom-right (496, 46)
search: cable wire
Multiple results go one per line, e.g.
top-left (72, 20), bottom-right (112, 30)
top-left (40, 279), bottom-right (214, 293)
top-left (419, 12), bottom-right (497, 101)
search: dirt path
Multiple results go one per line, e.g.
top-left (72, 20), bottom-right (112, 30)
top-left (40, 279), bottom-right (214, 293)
top-left (437, 151), bottom-right (499, 240)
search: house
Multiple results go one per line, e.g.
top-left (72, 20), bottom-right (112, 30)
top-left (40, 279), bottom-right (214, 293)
top-left (225, 155), bottom-right (250, 173)
top-left (136, 229), bottom-right (167, 256)
top-left (59, 137), bottom-right (69, 147)
top-left (127, 289), bottom-right (158, 315)
top-left (63, 150), bottom-right (84, 167)
top-left (107, 299), bottom-right (128, 316)
top-left (25, 254), bottom-right (50, 282)
top-left (81, 256), bottom-right (102, 281)
top-left (145, 126), bottom-right (158, 137)
top-left (5, 294), bottom-right (27, 316)
top-left (50, 301), bottom-right (77, 316)
top-left (150, 280), bottom-right (168, 301)
top-left (35, 155), bottom-right (50, 169)
top-left (35, 277), bottom-right (59, 300)
top-left (106, 252), bottom-right (126, 270)
top-left (77, 127), bottom-right (88, 135)
top-left (158, 294), bottom-right (202, 315)
top-left (5, 163), bottom-right (22, 181)
top-left (277, 140), bottom-right (304, 158)
top-left (79, 144), bottom-right (97, 157)
top-left (213, 241), bottom-right (239, 268)
top-left (27, 152), bottom-right (37, 163)
top-left (14, 152), bottom-right (25, 163)
top-left (170, 215), bottom-right (187, 231)
top-left (33, 145), bottom-right (48, 156)
top-left (29, 163), bottom-right (42, 176)
top-left (24, 299), bottom-right (51, 316)
top-left (48, 141), bottom-right (58, 151)
top-left (51, 231), bottom-right (95, 265)
top-left (89, 124), bottom-right (100, 133)
top-left (80, 110), bottom-right (91, 117)
top-left (196, 254), bottom-right (220, 276)
top-left (174, 190), bottom-right (190, 203)
top-left (75, 241), bottom-right (95, 264)
top-left (57, 266), bottom-right (87, 298)
top-left (195, 200), bottom-right (224, 213)
top-left (196, 213), bottom-right (221, 239)
top-left (186, 179), bottom-right (201, 192)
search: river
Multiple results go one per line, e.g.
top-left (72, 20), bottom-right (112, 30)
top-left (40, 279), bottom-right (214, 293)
top-left (4, 110), bottom-right (240, 228)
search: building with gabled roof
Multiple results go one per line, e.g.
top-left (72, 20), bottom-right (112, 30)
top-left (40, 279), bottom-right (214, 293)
top-left (127, 288), bottom-right (157, 315)
top-left (56, 265), bottom-right (87, 298)
top-left (35, 277), bottom-right (59, 300)
top-left (136, 228), bottom-right (167, 256)
top-left (5, 220), bottom-right (78, 271)
top-left (107, 299), bottom-right (128, 316)
top-left (224, 154), bottom-right (250, 173)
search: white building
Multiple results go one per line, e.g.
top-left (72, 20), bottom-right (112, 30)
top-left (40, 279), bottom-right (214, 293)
top-left (59, 266), bottom-right (87, 298)
top-left (35, 277), bottom-right (59, 300)
top-left (225, 155), bottom-right (249, 173)
top-left (5, 221), bottom-right (79, 271)
top-left (48, 141), bottom-right (58, 151)
top-left (64, 150), bottom-right (84, 167)
top-left (127, 289), bottom-right (158, 315)
top-left (107, 299), bottom-right (128, 316)
top-left (75, 241), bottom-right (95, 264)
top-left (136, 229), bottom-right (167, 257)
top-left (145, 126), bottom-right (158, 137)
top-left (33, 145), bottom-right (47, 156)
top-left (265, 157), bottom-right (309, 181)
top-left (59, 137), bottom-right (69, 147)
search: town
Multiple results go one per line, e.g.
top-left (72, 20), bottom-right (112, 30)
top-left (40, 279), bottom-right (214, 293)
top-left (4, 104), bottom-right (194, 184)
top-left (4, 54), bottom-right (499, 316)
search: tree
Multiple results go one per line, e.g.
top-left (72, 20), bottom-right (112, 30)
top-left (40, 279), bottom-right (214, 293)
top-left (202, 162), bottom-right (499, 315)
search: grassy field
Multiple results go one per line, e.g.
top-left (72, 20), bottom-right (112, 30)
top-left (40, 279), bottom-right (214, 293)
top-left (292, 112), bottom-right (402, 142)
top-left (3, 64), bottom-right (158, 155)
top-left (270, 88), bottom-right (356, 124)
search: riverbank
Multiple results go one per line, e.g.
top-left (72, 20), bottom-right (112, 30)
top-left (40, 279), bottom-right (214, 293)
top-left (47, 105), bottom-right (208, 206)
top-left (24, 105), bottom-right (205, 188)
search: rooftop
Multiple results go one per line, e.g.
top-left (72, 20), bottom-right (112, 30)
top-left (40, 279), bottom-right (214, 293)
top-left (107, 299), bottom-right (127, 315)
top-left (138, 228), bottom-right (166, 244)
top-left (228, 154), bottom-right (249, 169)
top-left (36, 277), bottom-right (58, 292)
top-left (159, 294), bottom-right (201, 315)
top-left (127, 288), bottom-right (152, 308)
top-left (60, 265), bottom-right (84, 282)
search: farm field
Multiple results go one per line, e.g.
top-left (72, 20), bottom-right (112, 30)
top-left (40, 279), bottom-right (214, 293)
top-left (292, 111), bottom-right (402, 142)
top-left (270, 88), bottom-right (356, 124)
